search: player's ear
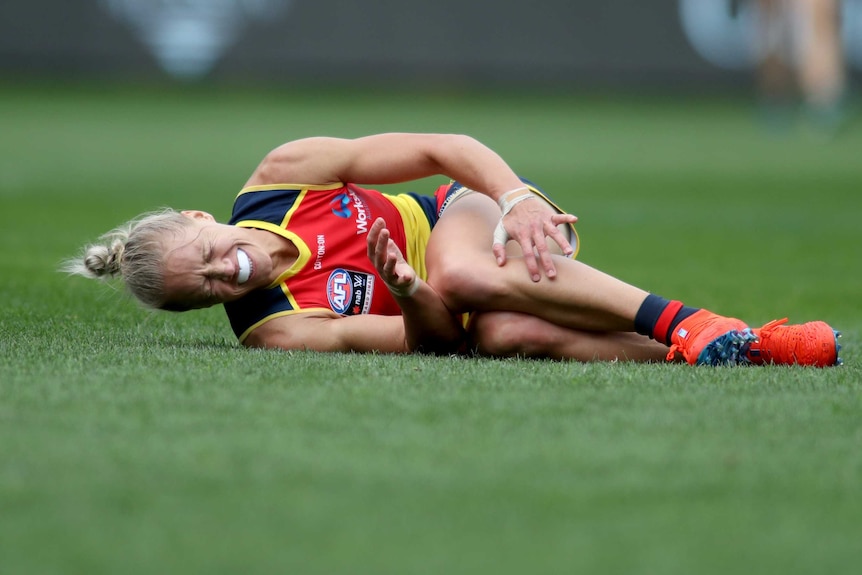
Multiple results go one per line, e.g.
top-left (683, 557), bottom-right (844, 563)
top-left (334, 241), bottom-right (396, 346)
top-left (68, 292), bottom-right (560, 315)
top-left (180, 210), bottom-right (216, 222)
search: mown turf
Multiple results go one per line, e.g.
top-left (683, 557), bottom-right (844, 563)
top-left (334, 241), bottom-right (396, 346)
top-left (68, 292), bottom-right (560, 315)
top-left (1, 84), bottom-right (860, 575)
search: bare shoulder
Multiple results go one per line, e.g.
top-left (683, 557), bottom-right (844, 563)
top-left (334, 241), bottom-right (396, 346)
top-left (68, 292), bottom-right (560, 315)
top-left (245, 137), bottom-right (352, 188)
top-left (244, 133), bottom-right (458, 188)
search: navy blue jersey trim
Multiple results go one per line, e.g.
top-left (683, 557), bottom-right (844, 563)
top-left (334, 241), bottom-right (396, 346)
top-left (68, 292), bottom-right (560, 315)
top-left (224, 285), bottom-right (293, 338)
top-left (225, 187), bottom-right (303, 338)
top-left (406, 192), bottom-right (438, 228)
top-left (229, 188), bottom-right (302, 225)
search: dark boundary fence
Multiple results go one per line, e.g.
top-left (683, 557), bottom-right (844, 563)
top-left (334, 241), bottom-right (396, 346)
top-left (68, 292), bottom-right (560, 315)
top-left (2, 0), bottom-right (860, 89)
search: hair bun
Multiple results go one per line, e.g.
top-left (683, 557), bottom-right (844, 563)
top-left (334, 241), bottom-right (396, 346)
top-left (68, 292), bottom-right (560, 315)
top-left (70, 227), bottom-right (130, 279)
top-left (62, 208), bottom-right (188, 308)
top-left (82, 242), bottom-right (122, 278)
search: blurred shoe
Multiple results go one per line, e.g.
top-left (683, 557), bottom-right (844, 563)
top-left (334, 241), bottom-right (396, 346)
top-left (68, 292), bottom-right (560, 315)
top-left (805, 89), bottom-right (853, 137)
top-left (667, 310), bottom-right (756, 366)
top-left (747, 318), bottom-right (842, 367)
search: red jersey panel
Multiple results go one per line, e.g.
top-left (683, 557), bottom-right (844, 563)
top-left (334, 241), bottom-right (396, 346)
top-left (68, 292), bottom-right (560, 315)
top-left (224, 183), bottom-right (410, 340)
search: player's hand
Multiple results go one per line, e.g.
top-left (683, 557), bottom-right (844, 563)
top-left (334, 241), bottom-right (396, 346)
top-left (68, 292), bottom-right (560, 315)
top-left (367, 217), bottom-right (418, 296)
top-left (491, 197), bottom-right (577, 282)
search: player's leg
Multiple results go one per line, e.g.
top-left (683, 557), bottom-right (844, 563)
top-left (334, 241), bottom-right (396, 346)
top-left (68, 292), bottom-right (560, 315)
top-left (467, 310), bottom-right (675, 362)
top-left (795, 0), bottom-right (846, 127)
top-left (425, 191), bottom-right (840, 366)
top-left (425, 192), bottom-right (751, 364)
top-left (425, 192), bottom-right (649, 332)
top-left (757, 0), bottom-right (795, 111)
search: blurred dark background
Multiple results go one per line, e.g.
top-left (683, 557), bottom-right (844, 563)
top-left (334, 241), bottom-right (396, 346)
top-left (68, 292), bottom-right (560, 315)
top-left (3, 0), bottom-right (859, 91)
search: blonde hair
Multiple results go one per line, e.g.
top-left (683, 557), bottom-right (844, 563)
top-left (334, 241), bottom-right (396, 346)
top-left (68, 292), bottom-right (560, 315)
top-left (62, 209), bottom-right (194, 310)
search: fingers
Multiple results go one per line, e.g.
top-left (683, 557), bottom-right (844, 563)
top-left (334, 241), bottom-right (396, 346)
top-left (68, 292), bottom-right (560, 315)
top-left (495, 215), bottom-right (542, 281)
top-left (493, 206), bottom-right (579, 282)
top-left (532, 229), bottom-right (556, 279)
top-left (553, 213), bottom-right (578, 225)
top-left (367, 217), bottom-right (391, 273)
top-left (492, 219), bottom-right (509, 266)
top-left (545, 217), bottom-right (575, 258)
top-left (492, 243), bottom-right (507, 267)
top-left (367, 217), bottom-right (414, 289)
top-left (497, 210), bottom-right (553, 281)
top-left (367, 217), bottom-right (386, 262)
top-left (516, 234), bottom-right (543, 282)
top-left (383, 239), bottom-right (398, 277)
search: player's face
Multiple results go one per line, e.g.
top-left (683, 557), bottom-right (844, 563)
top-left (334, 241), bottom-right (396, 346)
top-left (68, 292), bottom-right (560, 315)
top-left (160, 215), bottom-right (275, 309)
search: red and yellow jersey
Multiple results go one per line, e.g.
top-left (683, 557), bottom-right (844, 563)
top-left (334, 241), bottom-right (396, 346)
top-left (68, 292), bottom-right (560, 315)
top-left (223, 178), bottom-right (577, 343)
top-left (223, 182), bottom-right (438, 343)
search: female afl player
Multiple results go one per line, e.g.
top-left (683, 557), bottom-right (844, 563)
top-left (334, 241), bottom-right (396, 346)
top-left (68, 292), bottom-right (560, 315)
top-left (65, 133), bottom-right (840, 366)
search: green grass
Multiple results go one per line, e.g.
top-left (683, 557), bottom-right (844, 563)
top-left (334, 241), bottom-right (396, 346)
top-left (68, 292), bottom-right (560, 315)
top-left (1, 84), bottom-right (861, 575)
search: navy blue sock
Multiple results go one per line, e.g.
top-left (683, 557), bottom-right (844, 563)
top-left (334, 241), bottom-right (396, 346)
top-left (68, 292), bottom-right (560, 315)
top-left (634, 294), bottom-right (699, 345)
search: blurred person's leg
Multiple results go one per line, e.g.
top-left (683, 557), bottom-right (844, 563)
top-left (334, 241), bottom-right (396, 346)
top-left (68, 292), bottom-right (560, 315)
top-left (756, 0), bottom-right (797, 123)
top-left (794, 0), bottom-right (847, 127)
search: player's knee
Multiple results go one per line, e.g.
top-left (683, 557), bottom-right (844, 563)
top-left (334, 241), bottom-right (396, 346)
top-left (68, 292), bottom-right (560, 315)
top-left (428, 257), bottom-right (505, 310)
top-left (469, 311), bottom-right (555, 358)
top-left (469, 312), bottom-right (522, 356)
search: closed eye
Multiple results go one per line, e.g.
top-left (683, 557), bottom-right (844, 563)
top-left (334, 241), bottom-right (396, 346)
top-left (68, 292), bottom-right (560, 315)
top-left (201, 244), bottom-right (216, 299)
top-left (199, 277), bottom-right (211, 302)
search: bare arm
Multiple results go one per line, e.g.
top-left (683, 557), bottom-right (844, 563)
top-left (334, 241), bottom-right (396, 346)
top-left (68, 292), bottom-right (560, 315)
top-left (242, 299), bottom-right (462, 355)
top-left (242, 293), bottom-right (462, 355)
top-left (366, 217), bottom-right (465, 354)
top-left (245, 133), bottom-right (577, 280)
top-left (246, 133), bottom-right (523, 196)
top-left (243, 311), bottom-right (412, 354)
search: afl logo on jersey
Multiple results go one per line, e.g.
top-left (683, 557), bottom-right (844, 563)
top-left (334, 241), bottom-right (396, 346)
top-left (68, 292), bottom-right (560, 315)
top-left (327, 268), bottom-right (375, 316)
top-left (327, 269), bottom-right (353, 314)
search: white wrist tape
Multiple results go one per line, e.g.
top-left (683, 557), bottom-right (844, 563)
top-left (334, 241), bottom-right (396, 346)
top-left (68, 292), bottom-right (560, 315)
top-left (385, 276), bottom-right (420, 298)
top-left (497, 186), bottom-right (533, 215)
top-left (493, 187), bottom-right (537, 246)
top-left (499, 192), bottom-right (536, 216)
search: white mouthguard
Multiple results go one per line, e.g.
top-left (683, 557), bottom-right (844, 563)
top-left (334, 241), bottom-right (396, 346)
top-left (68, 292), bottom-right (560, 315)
top-left (237, 248), bottom-right (251, 284)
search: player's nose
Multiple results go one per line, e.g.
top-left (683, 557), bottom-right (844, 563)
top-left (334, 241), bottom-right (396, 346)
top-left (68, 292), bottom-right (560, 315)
top-left (214, 257), bottom-right (236, 280)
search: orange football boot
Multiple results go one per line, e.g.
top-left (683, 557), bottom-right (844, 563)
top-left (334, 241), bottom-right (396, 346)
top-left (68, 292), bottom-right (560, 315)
top-left (667, 309), bottom-right (757, 366)
top-left (747, 318), bottom-right (842, 367)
